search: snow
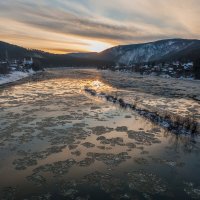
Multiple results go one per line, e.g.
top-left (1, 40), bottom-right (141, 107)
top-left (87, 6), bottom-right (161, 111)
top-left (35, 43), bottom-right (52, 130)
top-left (168, 41), bottom-right (175, 45)
top-left (183, 62), bottom-right (193, 70)
top-left (109, 40), bottom-right (194, 65)
top-left (0, 69), bottom-right (35, 85)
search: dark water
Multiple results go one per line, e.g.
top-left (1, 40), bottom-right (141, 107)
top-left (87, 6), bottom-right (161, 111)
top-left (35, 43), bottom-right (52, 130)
top-left (0, 69), bottom-right (200, 200)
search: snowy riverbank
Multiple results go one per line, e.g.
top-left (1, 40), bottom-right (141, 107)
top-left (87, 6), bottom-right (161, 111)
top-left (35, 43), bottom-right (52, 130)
top-left (0, 69), bottom-right (36, 85)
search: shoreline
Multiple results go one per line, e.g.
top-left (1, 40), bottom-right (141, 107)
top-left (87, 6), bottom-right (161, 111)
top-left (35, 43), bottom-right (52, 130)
top-left (0, 71), bottom-right (46, 88)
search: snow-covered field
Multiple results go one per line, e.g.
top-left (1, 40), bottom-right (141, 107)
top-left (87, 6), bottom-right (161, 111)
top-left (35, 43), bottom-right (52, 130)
top-left (0, 69), bottom-right (36, 85)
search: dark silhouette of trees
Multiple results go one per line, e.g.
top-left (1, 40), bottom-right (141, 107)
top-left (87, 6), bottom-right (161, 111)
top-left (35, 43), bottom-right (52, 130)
top-left (193, 59), bottom-right (200, 79)
top-left (32, 59), bottom-right (44, 71)
top-left (0, 62), bottom-right (9, 74)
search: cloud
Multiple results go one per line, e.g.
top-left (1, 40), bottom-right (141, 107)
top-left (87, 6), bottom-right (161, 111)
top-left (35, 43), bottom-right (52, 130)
top-left (0, 0), bottom-right (199, 53)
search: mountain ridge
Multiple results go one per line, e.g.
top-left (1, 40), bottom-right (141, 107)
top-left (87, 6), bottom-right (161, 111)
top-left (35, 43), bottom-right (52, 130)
top-left (99, 38), bottom-right (200, 65)
top-left (0, 38), bottom-right (200, 67)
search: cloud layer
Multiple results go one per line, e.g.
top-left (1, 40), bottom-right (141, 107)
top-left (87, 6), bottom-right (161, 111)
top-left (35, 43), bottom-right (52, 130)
top-left (0, 0), bottom-right (199, 53)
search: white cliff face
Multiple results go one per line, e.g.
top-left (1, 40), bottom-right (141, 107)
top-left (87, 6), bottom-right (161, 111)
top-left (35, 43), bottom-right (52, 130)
top-left (102, 39), bottom-right (197, 65)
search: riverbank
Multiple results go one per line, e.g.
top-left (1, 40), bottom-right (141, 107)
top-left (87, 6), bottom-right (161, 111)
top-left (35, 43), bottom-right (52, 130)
top-left (0, 69), bottom-right (36, 85)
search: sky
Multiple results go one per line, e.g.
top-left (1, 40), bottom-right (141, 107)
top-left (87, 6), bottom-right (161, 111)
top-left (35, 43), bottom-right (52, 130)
top-left (0, 0), bottom-right (199, 54)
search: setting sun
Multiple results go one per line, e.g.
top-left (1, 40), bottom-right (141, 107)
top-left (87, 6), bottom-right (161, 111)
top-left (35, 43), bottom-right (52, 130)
top-left (86, 40), bottom-right (112, 52)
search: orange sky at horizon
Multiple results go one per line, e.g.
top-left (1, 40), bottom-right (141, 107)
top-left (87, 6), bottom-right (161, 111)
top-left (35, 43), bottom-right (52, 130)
top-left (0, 0), bottom-right (199, 54)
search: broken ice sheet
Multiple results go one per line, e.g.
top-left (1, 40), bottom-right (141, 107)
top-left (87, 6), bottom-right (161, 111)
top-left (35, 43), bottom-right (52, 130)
top-left (184, 182), bottom-right (200, 199)
top-left (127, 170), bottom-right (167, 195)
top-left (0, 69), bottom-right (200, 200)
top-left (89, 126), bottom-right (114, 135)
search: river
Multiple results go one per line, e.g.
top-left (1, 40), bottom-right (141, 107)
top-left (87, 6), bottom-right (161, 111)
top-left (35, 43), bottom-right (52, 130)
top-left (0, 68), bottom-right (200, 200)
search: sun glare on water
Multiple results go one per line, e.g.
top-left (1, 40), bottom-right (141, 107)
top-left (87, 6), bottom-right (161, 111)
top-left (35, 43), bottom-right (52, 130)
top-left (91, 80), bottom-right (104, 88)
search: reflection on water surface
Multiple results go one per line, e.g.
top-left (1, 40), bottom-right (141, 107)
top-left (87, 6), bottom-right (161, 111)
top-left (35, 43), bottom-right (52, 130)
top-left (0, 69), bottom-right (200, 200)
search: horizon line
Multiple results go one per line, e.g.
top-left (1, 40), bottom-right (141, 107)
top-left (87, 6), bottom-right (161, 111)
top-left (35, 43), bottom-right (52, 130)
top-left (1, 37), bottom-right (200, 55)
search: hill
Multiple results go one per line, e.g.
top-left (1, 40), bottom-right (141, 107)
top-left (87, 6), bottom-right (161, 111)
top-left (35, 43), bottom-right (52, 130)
top-left (0, 39), bottom-right (200, 68)
top-left (99, 39), bottom-right (200, 65)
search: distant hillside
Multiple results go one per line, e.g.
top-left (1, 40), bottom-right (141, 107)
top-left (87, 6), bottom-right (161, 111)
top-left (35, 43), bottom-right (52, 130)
top-left (0, 41), bottom-right (47, 59)
top-left (99, 39), bottom-right (200, 65)
top-left (0, 41), bottom-right (113, 67)
top-left (0, 39), bottom-right (200, 67)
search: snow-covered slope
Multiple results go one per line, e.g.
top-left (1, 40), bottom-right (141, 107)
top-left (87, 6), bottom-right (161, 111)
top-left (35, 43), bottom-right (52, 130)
top-left (0, 70), bottom-right (35, 85)
top-left (1, 39), bottom-right (200, 67)
top-left (100, 39), bottom-right (200, 65)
